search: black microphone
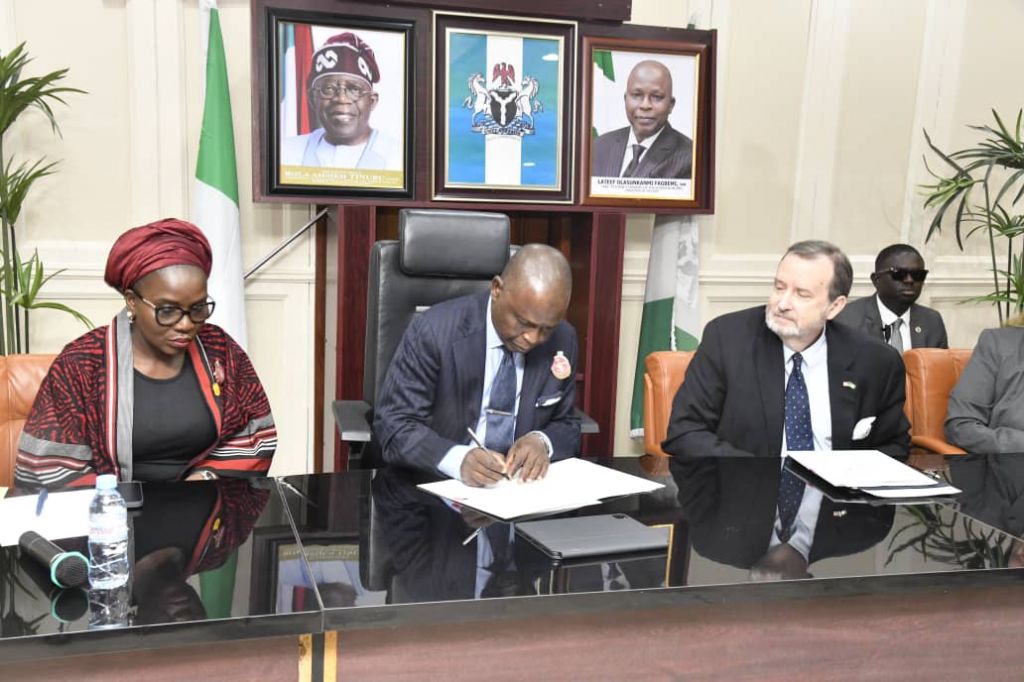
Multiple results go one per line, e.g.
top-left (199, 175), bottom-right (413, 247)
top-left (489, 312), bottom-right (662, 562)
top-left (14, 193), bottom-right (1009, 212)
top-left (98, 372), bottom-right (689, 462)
top-left (17, 554), bottom-right (89, 622)
top-left (18, 531), bottom-right (90, 589)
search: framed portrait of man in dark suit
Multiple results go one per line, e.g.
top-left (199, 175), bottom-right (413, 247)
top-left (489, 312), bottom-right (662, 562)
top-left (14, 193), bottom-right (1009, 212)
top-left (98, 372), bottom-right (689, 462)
top-left (580, 35), bottom-right (715, 211)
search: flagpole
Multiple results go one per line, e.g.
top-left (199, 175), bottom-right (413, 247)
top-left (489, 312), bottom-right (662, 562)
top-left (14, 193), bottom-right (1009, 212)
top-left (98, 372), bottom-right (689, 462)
top-left (243, 208), bottom-right (328, 280)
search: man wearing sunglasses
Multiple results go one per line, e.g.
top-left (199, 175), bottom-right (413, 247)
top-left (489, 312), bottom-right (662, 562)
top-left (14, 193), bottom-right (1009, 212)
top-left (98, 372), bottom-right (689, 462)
top-left (836, 244), bottom-right (948, 351)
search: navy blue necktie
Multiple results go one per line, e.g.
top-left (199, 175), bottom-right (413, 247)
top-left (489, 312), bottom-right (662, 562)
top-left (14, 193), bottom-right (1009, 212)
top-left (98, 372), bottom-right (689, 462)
top-left (778, 353), bottom-right (813, 542)
top-left (485, 349), bottom-right (516, 454)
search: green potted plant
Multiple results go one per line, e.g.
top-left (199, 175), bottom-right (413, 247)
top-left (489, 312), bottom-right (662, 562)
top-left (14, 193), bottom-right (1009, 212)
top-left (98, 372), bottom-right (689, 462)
top-left (0, 42), bottom-right (91, 354)
top-left (921, 109), bottom-right (1024, 324)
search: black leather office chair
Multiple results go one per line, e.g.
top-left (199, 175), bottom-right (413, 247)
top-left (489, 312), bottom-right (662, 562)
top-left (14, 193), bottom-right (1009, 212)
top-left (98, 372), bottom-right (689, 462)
top-left (333, 208), bottom-right (596, 469)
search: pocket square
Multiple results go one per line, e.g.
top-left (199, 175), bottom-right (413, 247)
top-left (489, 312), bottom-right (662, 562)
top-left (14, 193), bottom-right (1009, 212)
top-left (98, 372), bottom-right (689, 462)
top-left (535, 393), bottom-right (563, 408)
top-left (852, 416), bottom-right (876, 441)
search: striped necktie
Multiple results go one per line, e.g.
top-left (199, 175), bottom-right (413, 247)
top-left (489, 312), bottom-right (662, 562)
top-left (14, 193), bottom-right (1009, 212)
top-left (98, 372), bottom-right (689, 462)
top-left (484, 349), bottom-right (516, 454)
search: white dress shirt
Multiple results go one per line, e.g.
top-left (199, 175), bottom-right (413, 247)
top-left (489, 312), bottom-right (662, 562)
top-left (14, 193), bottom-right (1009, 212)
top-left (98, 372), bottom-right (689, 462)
top-left (437, 298), bottom-right (552, 480)
top-left (617, 126), bottom-right (666, 176)
top-left (876, 296), bottom-right (912, 350)
top-left (771, 330), bottom-right (832, 559)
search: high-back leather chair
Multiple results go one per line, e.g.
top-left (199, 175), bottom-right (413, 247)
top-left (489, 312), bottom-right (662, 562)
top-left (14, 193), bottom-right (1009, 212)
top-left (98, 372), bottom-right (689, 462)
top-left (0, 354), bottom-right (56, 487)
top-left (334, 209), bottom-right (512, 467)
top-left (642, 350), bottom-right (696, 458)
top-left (363, 209), bottom-right (512, 407)
top-left (903, 348), bottom-right (973, 455)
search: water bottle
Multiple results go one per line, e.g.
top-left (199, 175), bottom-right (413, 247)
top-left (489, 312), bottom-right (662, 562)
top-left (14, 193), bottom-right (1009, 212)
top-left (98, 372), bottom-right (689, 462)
top-left (88, 474), bottom-right (129, 588)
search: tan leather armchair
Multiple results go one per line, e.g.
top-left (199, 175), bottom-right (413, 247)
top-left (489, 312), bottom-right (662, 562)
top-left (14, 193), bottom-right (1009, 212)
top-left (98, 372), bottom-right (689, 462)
top-left (642, 351), bottom-right (695, 458)
top-left (903, 348), bottom-right (972, 455)
top-left (0, 354), bottom-right (56, 487)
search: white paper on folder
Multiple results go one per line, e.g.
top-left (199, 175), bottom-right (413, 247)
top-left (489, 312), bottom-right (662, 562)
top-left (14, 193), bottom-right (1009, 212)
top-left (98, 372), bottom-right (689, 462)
top-left (417, 457), bottom-right (664, 520)
top-left (787, 449), bottom-right (960, 498)
top-left (0, 489), bottom-right (94, 547)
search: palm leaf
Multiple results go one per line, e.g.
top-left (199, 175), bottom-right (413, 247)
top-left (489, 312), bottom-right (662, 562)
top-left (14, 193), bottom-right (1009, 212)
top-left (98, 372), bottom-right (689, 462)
top-left (0, 43), bottom-right (85, 137)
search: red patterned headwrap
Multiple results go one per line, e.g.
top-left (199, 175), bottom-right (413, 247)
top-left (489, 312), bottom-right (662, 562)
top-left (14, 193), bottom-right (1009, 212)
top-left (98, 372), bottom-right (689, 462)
top-left (104, 218), bottom-right (213, 293)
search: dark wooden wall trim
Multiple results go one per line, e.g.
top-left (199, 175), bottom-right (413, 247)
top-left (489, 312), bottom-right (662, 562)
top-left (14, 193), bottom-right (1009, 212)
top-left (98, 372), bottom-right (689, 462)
top-left (380, 0), bottom-right (632, 22)
top-left (580, 213), bottom-right (625, 455)
top-left (334, 206), bottom-right (377, 470)
top-left (313, 213), bottom-right (327, 473)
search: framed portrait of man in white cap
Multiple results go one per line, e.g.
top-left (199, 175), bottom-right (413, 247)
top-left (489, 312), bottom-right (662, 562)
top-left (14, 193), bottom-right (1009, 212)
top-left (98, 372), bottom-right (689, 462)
top-left (266, 13), bottom-right (413, 198)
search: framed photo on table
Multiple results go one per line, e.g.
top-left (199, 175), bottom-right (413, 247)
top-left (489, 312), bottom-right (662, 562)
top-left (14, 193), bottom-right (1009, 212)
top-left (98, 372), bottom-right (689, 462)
top-left (580, 35), bottom-right (713, 209)
top-left (250, 530), bottom-right (387, 612)
top-left (433, 12), bottom-right (576, 203)
top-left (263, 9), bottom-right (414, 199)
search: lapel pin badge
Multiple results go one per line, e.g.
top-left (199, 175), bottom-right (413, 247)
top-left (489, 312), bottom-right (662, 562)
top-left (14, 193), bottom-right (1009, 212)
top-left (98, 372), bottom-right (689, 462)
top-left (833, 509), bottom-right (847, 518)
top-left (914, 326), bottom-right (922, 333)
top-left (842, 380), bottom-right (856, 390)
top-left (551, 351), bottom-right (572, 380)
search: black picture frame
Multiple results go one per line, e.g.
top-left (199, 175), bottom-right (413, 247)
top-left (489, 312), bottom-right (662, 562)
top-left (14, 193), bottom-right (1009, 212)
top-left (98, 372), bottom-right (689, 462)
top-left (261, 8), bottom-right (415, 199)
top-left (432, 12), bottom-right (576, 204)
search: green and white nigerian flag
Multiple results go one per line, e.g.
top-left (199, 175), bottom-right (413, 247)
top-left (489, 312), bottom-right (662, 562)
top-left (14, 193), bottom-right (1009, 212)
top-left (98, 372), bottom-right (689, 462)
top-left (194, 0), bottom-right (247, 348)
top-left (591, 49), bottom-right (620, 138)
top-left (629, 216), bottom-right (701, 438)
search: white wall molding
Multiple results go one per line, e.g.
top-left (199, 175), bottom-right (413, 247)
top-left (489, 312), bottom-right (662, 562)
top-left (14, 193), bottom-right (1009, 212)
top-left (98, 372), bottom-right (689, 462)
top-left (899, 0), bottom-right (968, 245)
top-left (0, 1), bottom-right (16, 52)
top-left (790, 0), bottom-right (852, 242)
top-left (125, 0), bottom-right (189, 221)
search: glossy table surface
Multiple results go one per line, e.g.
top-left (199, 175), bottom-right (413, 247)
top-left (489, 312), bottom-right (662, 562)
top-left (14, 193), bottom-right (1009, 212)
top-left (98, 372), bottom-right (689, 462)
top-left (2, 453), bottom-right (1023, 661)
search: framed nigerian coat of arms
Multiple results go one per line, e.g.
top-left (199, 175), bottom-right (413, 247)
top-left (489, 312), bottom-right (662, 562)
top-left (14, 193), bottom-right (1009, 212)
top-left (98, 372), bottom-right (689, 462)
top-left (433, 12), bottom-right (576, 203)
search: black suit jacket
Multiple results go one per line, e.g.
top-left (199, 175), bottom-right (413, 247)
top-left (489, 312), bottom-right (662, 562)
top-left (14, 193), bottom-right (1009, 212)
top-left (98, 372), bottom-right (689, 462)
top-left (662, 306), bottom-right (910, 461)
top-left (834, 294), bottom-right (948, 349)
top-left (374, 291), bottom-right (580, 473)
top-left (591, 124), bottom-right (693, 179)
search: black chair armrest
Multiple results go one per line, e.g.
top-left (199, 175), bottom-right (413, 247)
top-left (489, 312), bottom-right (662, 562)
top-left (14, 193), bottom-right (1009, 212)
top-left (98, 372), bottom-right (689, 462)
top-left (575, 407), bottom-right (599, 435)
top-left (332, 400), bottom-right (373, 442)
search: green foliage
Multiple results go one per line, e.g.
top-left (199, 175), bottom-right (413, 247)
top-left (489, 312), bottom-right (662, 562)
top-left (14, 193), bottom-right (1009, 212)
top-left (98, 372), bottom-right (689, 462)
top-left (0, 157), bottom-right (57, 226)
top-left (886, 504), bottom-right (1011, 570)
top-left (922, 109), bottom-right (1024, 324)
top-left (0, 42), bottom-right (83, 137)
top-left (0, 249), bottom-right (92, 328)
top-left (0, 42), bottom-right (90, 353)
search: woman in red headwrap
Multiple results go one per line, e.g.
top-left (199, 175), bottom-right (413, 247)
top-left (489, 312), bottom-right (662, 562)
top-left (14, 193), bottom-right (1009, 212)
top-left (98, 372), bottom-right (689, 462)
top-left (14, 219), bottom-right (276, 489)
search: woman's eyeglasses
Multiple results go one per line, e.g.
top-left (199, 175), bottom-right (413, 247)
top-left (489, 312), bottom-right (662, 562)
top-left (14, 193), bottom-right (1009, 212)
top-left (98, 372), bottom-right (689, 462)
top-left (132, 291), bottom-right (216, 327)
top-left (874, 267), bottom-right (928, 283)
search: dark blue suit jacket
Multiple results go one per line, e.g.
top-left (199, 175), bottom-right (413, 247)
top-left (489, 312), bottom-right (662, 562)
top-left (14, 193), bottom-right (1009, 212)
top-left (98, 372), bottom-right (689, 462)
top-left (374, 291), bottom-right (581, 473)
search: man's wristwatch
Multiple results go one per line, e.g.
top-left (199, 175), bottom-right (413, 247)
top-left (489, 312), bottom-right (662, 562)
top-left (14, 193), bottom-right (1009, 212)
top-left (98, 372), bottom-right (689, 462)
top-left (197, 470), bottom-right (217, 480)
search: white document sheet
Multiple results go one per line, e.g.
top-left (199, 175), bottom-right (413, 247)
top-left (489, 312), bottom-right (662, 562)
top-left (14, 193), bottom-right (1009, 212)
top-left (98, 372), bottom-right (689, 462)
top-left (787, 449), bottom-right (960, 498)
top-left (0, 489), bottom-right (94, 547)
top-left (417, 457), bottom-right (664, 520)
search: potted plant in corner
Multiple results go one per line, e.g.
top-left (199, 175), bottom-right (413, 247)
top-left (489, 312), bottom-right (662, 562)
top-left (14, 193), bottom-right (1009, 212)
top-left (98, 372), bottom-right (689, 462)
top-left (921, 109), bottom-right (1024, 325)
top-left (0, 42), bottom-right (91, 354)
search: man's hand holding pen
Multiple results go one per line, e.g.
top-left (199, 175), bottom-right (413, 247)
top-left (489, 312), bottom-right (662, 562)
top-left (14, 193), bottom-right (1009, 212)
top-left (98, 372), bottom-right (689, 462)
top-left (460, 447), bottom-right (510, 487)
top-left (460, 428), bottom-right (550, 487)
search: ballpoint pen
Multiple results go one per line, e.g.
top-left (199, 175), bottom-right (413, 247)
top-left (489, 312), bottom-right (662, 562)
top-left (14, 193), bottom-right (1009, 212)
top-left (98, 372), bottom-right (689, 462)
top-left (35, 488), bottom-right (48, 517)
top-left (462, 527), bottom-right (483, 546)
top-left (466, 426), bottom-right (510, 481)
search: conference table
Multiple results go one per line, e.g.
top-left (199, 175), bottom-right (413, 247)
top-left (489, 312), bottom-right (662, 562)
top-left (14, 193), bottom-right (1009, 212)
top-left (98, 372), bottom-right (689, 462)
top-left (2, 453), bottom-right (1024, 681)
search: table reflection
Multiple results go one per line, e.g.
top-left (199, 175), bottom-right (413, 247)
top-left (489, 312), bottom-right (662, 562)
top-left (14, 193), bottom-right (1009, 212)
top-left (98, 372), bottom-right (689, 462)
top-left (672, 457), bottom-right (894, 580)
